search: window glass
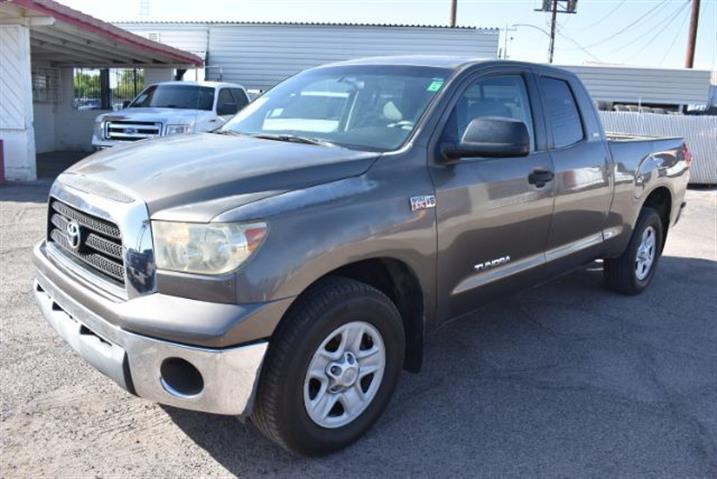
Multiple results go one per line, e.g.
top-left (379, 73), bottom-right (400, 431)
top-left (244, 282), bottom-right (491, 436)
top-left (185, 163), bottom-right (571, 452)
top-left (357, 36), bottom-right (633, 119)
top-left (231, 89), bottom-right (250, 109)
top-left (222, 65), bottom-right (449, 151)
top-left (442, 75), bottom-right (535, 150)
top-left (217, 88), bottom-right (238, 115)
top-left (129, 84), bottom-right (214, 111)
top-left (539, 77), bottom-right (584, 148)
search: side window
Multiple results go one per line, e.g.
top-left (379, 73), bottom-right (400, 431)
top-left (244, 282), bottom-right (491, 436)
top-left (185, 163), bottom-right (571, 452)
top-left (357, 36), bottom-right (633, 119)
top-left (442, 75), bottom-right (535, 150)
top-left (231, 89), bottom-right (250, 110)
top-left (216, 88), bottom-right (238, 116)
top-left (539, 77), bottom-right (584, 148)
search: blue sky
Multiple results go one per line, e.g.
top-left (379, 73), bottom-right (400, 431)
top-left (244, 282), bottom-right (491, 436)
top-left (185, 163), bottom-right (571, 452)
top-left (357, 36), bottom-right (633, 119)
top-left (59, 0), bottom-right (717, 70)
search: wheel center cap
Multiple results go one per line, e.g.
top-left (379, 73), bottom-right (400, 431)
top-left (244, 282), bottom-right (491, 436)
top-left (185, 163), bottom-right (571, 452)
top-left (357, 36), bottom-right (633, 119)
top-left (327, 352), bottom-right (360, 388)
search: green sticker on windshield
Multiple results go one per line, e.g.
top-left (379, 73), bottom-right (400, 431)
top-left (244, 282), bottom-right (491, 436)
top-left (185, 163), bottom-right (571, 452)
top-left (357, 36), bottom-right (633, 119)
top-left (427, 80), bottom-right (444, 92)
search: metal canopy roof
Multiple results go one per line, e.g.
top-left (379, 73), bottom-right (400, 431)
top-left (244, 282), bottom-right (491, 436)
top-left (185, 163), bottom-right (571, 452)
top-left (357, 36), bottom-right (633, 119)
top-left (0, 0), bottom-right (202, 67)
top-left (115, 20), bottom-right (497, 30)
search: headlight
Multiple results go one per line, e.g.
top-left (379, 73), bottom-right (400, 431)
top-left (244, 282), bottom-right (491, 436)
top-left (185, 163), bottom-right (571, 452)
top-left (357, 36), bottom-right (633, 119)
top-left (93, 120), bottom-right (105, 139)
top-left (153, 221), bottom-right (267, 275)
top-left (164, 124), bottom-right (193, 136)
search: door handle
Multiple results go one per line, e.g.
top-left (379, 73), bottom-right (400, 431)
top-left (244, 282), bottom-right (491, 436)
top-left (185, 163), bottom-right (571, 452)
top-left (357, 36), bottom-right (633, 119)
top-left (528, 169), bottom-right (554, 188)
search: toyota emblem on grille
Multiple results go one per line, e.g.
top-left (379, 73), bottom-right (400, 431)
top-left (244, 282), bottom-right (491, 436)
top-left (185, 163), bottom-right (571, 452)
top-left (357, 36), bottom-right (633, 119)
top-left (66, 220), bottom-right (81, 250)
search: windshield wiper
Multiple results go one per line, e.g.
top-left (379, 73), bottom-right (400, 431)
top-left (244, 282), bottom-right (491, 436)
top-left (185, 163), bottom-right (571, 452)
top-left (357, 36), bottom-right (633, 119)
top-left (251, 133), bottom-right (335, 147)
top-left (213, 129), bottom-right (246, 136)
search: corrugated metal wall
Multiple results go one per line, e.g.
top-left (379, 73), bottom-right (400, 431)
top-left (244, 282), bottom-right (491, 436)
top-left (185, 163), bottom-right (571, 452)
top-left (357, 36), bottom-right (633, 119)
top-left (600, 111), bottom-right (717, 184)
top-left (206, 24), bottom-right (498, 90)
top-left (118, 23), bottom-right (711, 108)
top-left (121, 23), bottom-right (209, 59)
top-left (119, 22), bottom-right (498, 91)
top-left (564, 65), bottom-right (711, 107)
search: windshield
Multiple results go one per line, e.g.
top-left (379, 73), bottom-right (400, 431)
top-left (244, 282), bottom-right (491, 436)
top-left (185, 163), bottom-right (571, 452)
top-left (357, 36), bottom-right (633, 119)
top-left (221, 65), bottom-right (450, 151)
top-left (129, 84), bottom-right (215, 110)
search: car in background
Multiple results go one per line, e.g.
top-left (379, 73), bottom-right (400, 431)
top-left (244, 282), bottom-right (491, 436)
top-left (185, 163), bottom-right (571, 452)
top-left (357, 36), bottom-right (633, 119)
top-left (91, 81), bottom-right (249, 149)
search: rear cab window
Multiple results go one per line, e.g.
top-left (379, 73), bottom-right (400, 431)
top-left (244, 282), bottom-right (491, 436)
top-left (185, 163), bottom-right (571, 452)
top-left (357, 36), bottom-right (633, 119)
top-left (217, 88), bottom-right (239, 115)
top-left (539, 77), bottom-right (585, 148)
top-left (231, 89), bottom-right (250, 109)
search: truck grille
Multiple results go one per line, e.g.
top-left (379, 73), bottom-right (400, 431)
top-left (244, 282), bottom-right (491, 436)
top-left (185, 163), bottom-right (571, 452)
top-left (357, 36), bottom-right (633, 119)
top-left (105, 120), bottom-right (161, 141)
top-left (47, 199), bottom-right (125, 284)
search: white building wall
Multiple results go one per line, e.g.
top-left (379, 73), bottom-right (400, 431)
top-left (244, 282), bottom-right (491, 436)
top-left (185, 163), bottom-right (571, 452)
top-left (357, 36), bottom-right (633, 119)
top-left (119, 22), bottom-right (499, 91)
top-left (207, 24), bottom-right (499, 90)
top-left (144, 68), bottom-right (175, 85)
top-left (119, 24), bottom-right (208, 81)
top-left (0, 25), bottom-right (37, 181)
top-left (33, 103), bottom-right (56, 154)
top-left (53, 68), bottom-right (98, 151)
top-left (563, 65), bottom-right (712, 106)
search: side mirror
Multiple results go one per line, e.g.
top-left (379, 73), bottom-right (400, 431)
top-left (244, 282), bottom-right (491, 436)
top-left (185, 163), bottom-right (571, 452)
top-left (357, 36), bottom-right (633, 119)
top-left (122, 100), bottom-right (131, 109)
top-left (217, 103), bottom-right (238, 116)
top-left (441, 117), bottom-right (530, 162)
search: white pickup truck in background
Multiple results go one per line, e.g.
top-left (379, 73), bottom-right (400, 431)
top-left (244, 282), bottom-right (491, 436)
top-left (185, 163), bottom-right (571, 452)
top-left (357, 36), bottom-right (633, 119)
top-left (92, 81), bottom-right (249, 149)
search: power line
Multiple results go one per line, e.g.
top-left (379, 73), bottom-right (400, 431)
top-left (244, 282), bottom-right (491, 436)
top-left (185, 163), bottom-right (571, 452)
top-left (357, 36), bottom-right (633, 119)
top-left (555, 29), bottom-right (603, 62)
top-left (604, 0), bottom-right (688, 57)
top-left (583, 0), bottom-right (671, 49)
top-left (711, 0), bottom-right (717, 71)
top-left (580, 0), bottom-right (627, 31)
top-left (659, 3), bottom-right (692, 65)
top-left (622, 1), bottom-right (691, 64)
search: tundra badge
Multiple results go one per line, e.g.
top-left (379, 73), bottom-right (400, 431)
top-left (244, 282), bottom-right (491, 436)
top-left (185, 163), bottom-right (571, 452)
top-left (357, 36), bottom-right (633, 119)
top-left (475, 256), bottom-right (511, 272)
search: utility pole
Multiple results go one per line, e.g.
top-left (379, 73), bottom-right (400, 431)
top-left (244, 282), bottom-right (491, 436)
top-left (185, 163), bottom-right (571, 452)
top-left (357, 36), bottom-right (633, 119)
top-left (139, 0), bottom-right (150, 18)
top-left (535, 0), bottom-right (578, 63)
top-left (548, 0), bottom-right (558, 63)
top-left (685, 0), bottom-right (700, 68)
top-left (502, 24), bottom-right (517, 59)
top-left (449, 0), bottom-right (457, 27)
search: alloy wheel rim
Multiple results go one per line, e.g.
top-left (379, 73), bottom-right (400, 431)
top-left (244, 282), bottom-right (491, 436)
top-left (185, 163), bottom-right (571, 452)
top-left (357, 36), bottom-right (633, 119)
top-left (303, 321), bottom-right (386, 429)
top-left (635, 226), bottom-right (656, 280)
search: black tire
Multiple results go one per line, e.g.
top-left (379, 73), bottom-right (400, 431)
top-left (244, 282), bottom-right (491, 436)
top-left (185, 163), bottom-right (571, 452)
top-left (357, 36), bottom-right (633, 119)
top-left (251, 276), bottom-right (405, 456)
top-left (604, 207), bottom-right (664, 295)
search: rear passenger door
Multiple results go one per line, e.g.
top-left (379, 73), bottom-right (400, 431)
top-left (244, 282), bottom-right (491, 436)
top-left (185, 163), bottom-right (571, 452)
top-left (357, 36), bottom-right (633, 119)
top-left (537, 75), bottom-right (612, 268)
top-left (430, 70), bottom-right (556, 320)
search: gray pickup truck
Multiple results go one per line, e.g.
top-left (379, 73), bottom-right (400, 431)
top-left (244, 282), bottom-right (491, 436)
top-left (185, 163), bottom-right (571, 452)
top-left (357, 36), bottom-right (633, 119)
top-left (33, 57), bottom-right (690, 456)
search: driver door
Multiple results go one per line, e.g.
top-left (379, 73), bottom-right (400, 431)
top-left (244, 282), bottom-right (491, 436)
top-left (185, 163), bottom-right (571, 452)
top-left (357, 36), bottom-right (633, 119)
top-left (429, 71), bottom-right (556, 320)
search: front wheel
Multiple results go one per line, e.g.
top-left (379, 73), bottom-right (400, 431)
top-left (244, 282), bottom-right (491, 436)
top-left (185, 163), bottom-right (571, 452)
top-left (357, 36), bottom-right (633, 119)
top-left (251, 277), bottom-right (405, 456)
top-left (604, 207), bottom-right (664, 295)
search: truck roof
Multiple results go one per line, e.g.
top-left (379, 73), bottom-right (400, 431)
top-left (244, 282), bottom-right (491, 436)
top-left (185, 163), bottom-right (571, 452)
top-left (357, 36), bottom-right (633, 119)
top-left (323, 55), bottom-right (578, 77)
top-left (150, 80), bottom-right (246, 90)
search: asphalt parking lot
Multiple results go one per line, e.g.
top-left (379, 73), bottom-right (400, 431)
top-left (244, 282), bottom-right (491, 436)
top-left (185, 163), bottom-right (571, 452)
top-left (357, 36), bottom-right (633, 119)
top-left (1, 183), bottom-right (715, 478)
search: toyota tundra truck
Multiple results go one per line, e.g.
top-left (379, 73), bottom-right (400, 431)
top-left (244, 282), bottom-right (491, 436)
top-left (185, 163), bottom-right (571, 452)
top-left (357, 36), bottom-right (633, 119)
top-left (33, 57), bottom-right (690, 456)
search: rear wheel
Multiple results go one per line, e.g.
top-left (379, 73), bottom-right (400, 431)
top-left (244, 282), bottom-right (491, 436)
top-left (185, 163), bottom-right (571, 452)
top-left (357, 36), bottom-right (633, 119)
top-left (604, 207), bottom-right (663, 295)
top-left (251, 277), bottom-right (405, 456)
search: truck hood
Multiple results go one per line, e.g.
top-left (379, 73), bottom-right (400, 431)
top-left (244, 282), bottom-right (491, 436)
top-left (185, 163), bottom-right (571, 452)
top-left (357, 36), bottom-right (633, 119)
top-left (61, 133), bottom-right (379, 217)
top-left (98, 108), bottom-right (202, 124)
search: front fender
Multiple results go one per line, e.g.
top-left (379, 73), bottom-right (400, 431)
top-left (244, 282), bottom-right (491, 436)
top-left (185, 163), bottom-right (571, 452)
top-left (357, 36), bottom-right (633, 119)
top-left (216, 157), bottom-right (438, 330)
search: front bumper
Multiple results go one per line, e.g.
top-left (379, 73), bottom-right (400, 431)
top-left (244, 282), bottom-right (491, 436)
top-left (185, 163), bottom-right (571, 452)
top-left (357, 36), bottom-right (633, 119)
top-left (33, 243), bottom-right (268, 416)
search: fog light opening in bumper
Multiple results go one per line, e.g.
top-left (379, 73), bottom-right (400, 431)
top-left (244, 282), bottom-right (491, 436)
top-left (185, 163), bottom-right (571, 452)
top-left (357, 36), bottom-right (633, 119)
top-left (160, 357), bottom-right (204, 398)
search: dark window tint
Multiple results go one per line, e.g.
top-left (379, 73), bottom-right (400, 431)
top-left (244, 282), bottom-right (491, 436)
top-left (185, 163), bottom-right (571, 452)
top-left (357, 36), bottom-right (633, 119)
top-left (217, 88), bottom-right (238, 115)
top-left (442, 75), bottom-right (535, 150)
top-left (540, 77), bottom-right (584, 148)
top-left (231, 88), bottom-right (249, 109)
top-left (130, 84), bottom-right (214, 110)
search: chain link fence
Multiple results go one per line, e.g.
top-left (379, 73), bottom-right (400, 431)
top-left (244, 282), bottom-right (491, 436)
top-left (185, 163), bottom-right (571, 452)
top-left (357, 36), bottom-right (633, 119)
top-left (600, 111), bottom-right (717, 185)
